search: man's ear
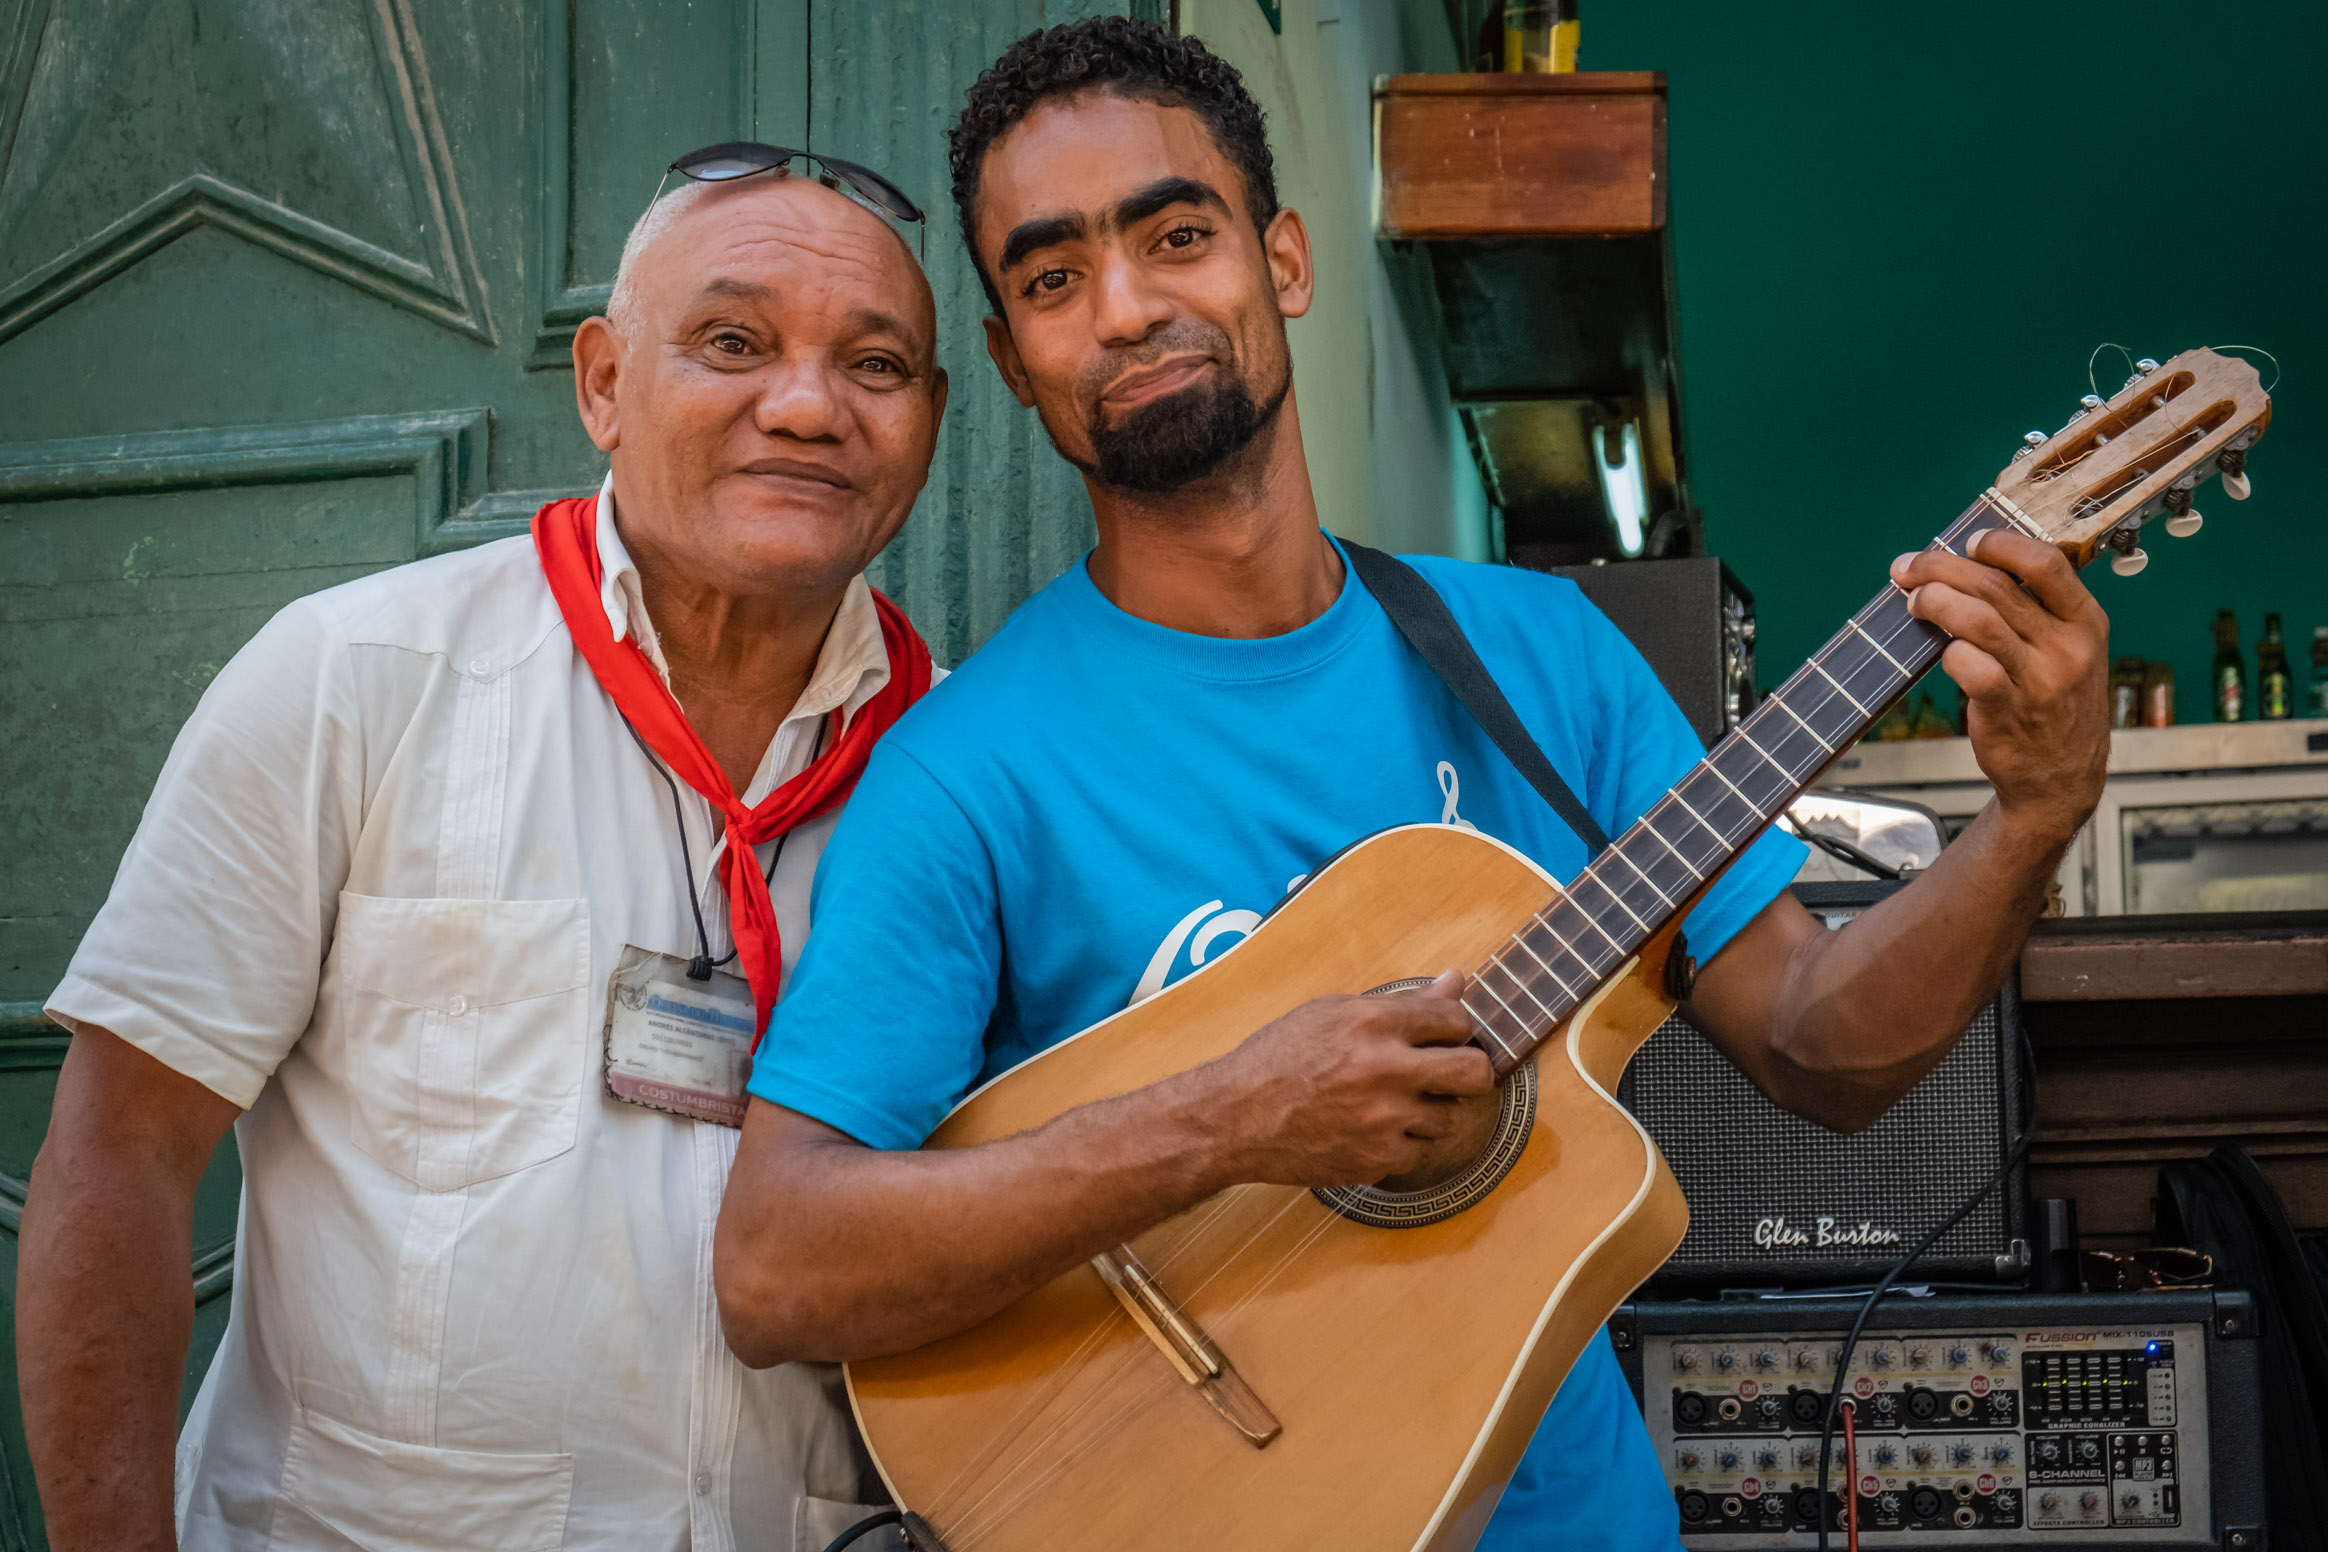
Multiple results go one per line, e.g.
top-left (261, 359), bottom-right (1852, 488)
top-left (573, 316), bottom-right (624, 452)
top-left (1262, 207), bottom-right (1315, 322)
top-left (929, 365), bottom-right (951, 434)
top-left (982, 313), bottom-right (1036, 407)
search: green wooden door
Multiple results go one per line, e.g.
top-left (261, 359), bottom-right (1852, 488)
top-left (0, 0), bottom-right (1102, 1540)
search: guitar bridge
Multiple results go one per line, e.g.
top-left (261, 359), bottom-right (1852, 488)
top-left (1092, 1245), bottom-right (1283, 1448)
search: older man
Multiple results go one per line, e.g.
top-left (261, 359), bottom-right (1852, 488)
top-left (20, 158), bottom-right (942, 1551)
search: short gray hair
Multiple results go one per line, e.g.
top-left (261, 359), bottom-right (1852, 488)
top-left (605, 179), bottom-right (718, 343)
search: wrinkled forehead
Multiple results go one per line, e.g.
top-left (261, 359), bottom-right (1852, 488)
top-left (639, 178), bottom-right (935, 348)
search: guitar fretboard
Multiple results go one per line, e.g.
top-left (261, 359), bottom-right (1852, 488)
top-left (1462, 494), bottom-right (2029, 1076)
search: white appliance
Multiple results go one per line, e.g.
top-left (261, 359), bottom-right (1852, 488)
top-left (1811, 718), bottom-right (2328, 916)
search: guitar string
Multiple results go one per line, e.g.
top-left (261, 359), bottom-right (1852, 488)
top-left (937, 1184), bottom-right (1327, 1537)
top-left (1474, 544), bottom-right (1964, 1055)
top-left (949, 1192), bottom-right (1352, 1546)
top-left (919, 1296), bottom-right (1150, 1521)
top-left (927, 527), bottom-right (1990, 1542)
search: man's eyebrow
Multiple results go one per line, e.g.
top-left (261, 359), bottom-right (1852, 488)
top-left (997, 212), bottom-right (1088, 275)
top-left (1111, 176), bottom-right (1230, 230)
top-left (995, 177), bottom-right (1232, 277)
top-left (693, 277), bottom-right (773, 304)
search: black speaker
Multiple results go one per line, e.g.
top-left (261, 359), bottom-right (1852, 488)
top-left (1522, 556), bottom-right (1755, 747)
top-left (1621, 882), bottom-right (2030, 1290)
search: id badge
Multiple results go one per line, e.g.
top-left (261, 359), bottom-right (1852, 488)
top-left (602, 944), bottom-right (757, 1127)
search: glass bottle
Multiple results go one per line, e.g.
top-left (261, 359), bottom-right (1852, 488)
top-left (2213, 610), bottom-right (2245, 723)
top-left (2143, 661), bottom-right (2176, 727)
top-left (2257, 614), bottom-right (2291, 720)
top-left (2311, 627), bottom-right (2328, 718)
top-left (2109, 657), bottom-right (2146, 728)
top-left (1503, 0), bottom-right (1579, 72)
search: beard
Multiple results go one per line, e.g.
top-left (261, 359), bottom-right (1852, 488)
top-left (1065, 322), bottom-right (1291, 495)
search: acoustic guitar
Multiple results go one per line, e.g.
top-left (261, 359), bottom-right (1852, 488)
top-left (845, 348), bottom-right (2273, 1552)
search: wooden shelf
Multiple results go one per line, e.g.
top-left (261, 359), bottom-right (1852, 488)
top-left (1374, 71), bottom-right (1664, 238)
top-left (2022, 910), bottom-right (2328, 1001)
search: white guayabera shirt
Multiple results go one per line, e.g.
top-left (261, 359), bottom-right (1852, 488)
top-left (48, 476), bottom-right (917, 1552)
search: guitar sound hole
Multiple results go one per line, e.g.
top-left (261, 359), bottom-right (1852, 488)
top-left (1312, 978), bottom-right (1539, 1231)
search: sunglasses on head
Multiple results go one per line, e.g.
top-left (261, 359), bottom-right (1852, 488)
top-left (652, 142), bottom-right (926, 230)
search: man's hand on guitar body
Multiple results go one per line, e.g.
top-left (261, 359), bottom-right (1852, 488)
top-left (716, 975), bottom-right (1501, 1367)
top-left (1207, 971), bottom-right (1498, 1190)
top-left (1889, 527), bottom-right (2111, 848)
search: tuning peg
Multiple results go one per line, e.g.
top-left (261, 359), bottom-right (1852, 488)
top-left (2163, 488), bottom-right (2203, 539)
top-left (2023, 430), bottom-right (2047, 448)
top-left (2219, 447), bottom-right (2251, 500)
top-left (2080, 393), bottom-right (2108, 413)
top-left (2135, 358), bottom-right (2160, 374)
top-left (2107, 526), bottom-right (2149, 576)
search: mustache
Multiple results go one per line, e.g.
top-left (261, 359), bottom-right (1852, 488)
top-left (1079, 321), bottom-right (1237, 408)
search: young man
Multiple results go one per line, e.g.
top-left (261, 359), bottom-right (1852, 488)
top-left (23, 169), bottom-right (943, 1551)
top-left (715, 19), bottom-right (2109, 1548)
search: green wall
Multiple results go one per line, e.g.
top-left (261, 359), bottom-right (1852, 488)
top-left (1587, 0), bottom-right (2327, 720)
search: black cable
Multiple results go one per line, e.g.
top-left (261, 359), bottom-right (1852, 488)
top-left (1781, 815), bottom-right (1903, 881)
top-left (819, 1508), bottom-right (903, 1552)
top-left (621, 712), bottom-right (831, 981)
top-left (1812, 1022), bottom-right (2038, 1550)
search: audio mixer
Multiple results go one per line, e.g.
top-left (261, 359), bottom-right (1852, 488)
top-left (1610, 1291), bottom-right (2264, 1549)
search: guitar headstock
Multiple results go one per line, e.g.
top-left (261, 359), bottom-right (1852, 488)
top-left (1991, 347), bottom-right (2272, 576)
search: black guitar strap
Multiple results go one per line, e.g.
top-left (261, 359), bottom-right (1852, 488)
top-left (1340, 540), bottom-right (1613, 856)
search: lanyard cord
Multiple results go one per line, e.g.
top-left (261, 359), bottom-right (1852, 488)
top-left (621, 711), bottom-right (833, 981)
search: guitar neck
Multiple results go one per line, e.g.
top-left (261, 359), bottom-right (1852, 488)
top-left (1462, 493), bottom-right (2036, 1076)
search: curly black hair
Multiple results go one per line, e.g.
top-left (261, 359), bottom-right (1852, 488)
top-left (947, 17), bottom-right (1278, 313)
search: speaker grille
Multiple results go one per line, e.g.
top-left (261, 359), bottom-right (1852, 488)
top-left (1626, 1001), bottom-right (2013, 1282)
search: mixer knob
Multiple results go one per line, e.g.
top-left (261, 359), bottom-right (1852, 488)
top-left (1675, 1348), bottom-right (1701, 1372)
top-left (1755, 1447), bottom-right (1780, 1471)
top-left (1715, 1349), bottom-right (1738, 1372)
top-left (1986, 1342), bottom-right (2012, 1366)
top-left (1870, 1346), bottom-right (1894, 1369)
top-left (2040, 1493), bottom-right (2061, 1513)
top-left (2080, 1490), bottom-right (2103, 1512)
top-left (1716, 1449), bottom-right (1742, 1473)
top-left (1872, 1444), bottom-right (1897, 1468)
top-left (2076, 1438), bottom-right (2102, 1465)
top-left (1678, 1449), bottom-right (1701, 1472)
top-left (1988, 1443), bottom-right (2013, 1465)
top-left (1907, 1344), bottom-right (1932, 1367)
top-left (1752, 1348), bottom-right (1778, 1372)
top-left (1796, 1444), bottom-right (1820, 1470)
top-left (1910, 1444), bottom-right (1935, 1467)
top-left (1948, 1443), bottom-right (1975, 1468)
top-left (2122, 1492), bottom-right (2143, 1514)
top-left (1793, 1347), bottom-right (1821, 1372)
top-left (1945, 1344), bottom-right (1971, 1369)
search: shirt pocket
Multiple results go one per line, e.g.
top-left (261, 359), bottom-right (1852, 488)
top-left (267, 1407), bottom-right (573, 1551)
top-left (326, 892), bottom-right (590, 1193)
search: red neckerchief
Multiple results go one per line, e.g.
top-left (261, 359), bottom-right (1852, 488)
top-left (532, 496), bottom-right (931, 1041)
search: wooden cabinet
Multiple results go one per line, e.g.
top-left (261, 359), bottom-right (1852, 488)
top-left (1374, 72), bottom-right (1688, 565)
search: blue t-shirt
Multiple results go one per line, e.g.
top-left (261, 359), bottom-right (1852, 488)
top-left (755, 543), bottom-right (1805, 1549)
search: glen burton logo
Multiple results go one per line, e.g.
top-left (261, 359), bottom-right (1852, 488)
top-left (1753, 1215), bottom-right (1905, 1250)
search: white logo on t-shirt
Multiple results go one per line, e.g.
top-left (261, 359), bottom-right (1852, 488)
top-left (1436, 760), bottom-right (1478, 831)
top-left (1131, 899), bottom-right (1262, 1006)
top-left (1129, 761), bottom-right (1473, 1009)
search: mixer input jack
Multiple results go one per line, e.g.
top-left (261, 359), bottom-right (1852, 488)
top-left (1954, 1505), bottom-right (1978, 1529)
top-left (1949, 1392), bottom-right (1975, 1418)
top-left (1716, 1397), bottom-right (1742, 1422)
